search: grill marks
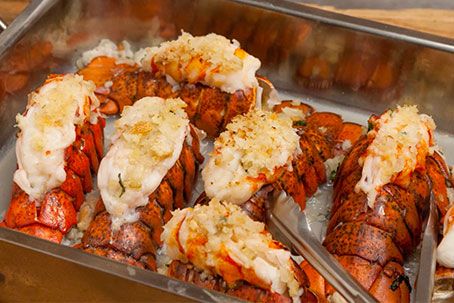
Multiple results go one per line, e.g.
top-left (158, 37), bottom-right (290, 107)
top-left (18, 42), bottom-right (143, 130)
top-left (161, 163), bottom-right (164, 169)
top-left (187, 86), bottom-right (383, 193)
top-left (81, 140), bottom-right (201, 271)
top-left (3, 119), bottom-right (105, 243)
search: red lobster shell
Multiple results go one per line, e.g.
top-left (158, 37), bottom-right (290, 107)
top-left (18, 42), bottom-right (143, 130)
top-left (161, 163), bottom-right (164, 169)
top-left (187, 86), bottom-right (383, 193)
top-left (301, 110), bottom-right (453, 303)
top-left (79, 98), bottom-right (203, 271)
top-left (1, 74), bottom-right (105, 243)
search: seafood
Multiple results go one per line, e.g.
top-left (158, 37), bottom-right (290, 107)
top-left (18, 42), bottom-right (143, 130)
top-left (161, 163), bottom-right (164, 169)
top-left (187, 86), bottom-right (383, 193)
top-left (78, 32), bottom-right (262, 137)
top-left (198, 101), bottom-right (364, 222)
top-left (434, 178), bottom-right (454, 300)
top-left (1, 74), bottom-right (104, 243)
top-left (301, 105), bottom-right (452, 302)
top-left (161, 199), bottom-right (319, 303)
top-left (79, 97), bottom-right (202, 270)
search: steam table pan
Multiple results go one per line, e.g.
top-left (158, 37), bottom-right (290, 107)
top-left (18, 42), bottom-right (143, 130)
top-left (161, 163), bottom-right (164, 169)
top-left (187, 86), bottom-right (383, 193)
top-left (0, 0), bottom-right (453, 301)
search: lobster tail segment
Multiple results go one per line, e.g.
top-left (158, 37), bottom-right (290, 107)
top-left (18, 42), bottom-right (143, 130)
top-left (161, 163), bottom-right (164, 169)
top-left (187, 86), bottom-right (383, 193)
top-left (161, 199), bottom-right (320, 303)
top-left (303, 105), bottom-right (451, 302)
top-left (2, 74), bottom-right (105, 243)
top-left (80, 97), bottom-right (202, 270)
top-left (78, 32), bottom-right (262, 138)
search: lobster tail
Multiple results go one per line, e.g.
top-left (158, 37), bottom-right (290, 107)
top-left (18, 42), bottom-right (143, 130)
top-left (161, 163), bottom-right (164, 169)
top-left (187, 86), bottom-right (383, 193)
top-left (2, 75), bottom-right (104, 243)
top-left (162, 199), bottom-right (320, 303)
top-left (81, 143), bottom-right (200, 270)
top-left (80, 97), bottom-right (202, 270)
top-left (303, 105), bottom-right (452, 302)
top-left (78, 32), bottom-right (261, 138)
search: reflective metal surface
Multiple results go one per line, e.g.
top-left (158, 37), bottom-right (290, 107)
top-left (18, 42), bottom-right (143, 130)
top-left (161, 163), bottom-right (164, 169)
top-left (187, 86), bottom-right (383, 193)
top-left (415, 196), bottom-right (439, 302)
top-left (0, 18), bottom-right (6, 32)
top-left (0, 0), bottom-right (453, 301)
top-left (268, 193), bottom-right (378, 303)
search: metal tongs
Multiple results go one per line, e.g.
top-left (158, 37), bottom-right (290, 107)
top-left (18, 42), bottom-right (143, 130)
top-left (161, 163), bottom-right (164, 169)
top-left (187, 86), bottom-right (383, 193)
top-left (414, 195), bottom-right (439, 302)
top-left (267, 192), bottom-right (378, 303)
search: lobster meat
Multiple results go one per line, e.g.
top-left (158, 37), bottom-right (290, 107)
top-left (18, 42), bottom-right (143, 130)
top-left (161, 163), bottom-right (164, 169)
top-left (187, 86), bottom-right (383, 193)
top-left (198, 101), bottom-right (364, 222)
top-left (1, 74), bottom-right (104, 243)
top-left (434, 166), bottom-right (454, 300)
top-left (80, 97), bottom-right (202, 270)
top-left (78, 32), bottom-right (261, 137)
top-left (301, 105), bottom-right (452, 302)
top-left (161, 199), bottom-right (319, 303)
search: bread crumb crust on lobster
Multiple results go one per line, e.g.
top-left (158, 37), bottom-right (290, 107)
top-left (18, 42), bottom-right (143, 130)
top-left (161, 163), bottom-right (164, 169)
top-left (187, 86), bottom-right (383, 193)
top-left (161, 199), bottom-right (308, 302)
top-left (97, 97), bottom-right (189, 230)
top-left (81, 96), bottom-right (202, 271)
top-left (356, 105), bottom-right (436, 208)
top-left (77, 32), bottom-right (262, 137)
top-left (135, 31), bottom-right (261, 94)
top-left (15, 74), bottom-right (100, 201)
top-left (202, 108), bottom-right (301, 205)
top-left (2, 74), bottom-right (105, 243)
top-left (302, 105), bottom-right (452, 303)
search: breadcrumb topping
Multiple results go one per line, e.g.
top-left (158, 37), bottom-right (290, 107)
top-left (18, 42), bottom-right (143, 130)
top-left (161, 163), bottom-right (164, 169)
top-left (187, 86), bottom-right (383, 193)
top-left (356, 105), bottom-right (436, 207)
top-left (14, 74), bottom-right (100, 200)
top-left (97, 97), bottom-right (189, 230)
top-left (161, 199), bottom-right (303, 301)
top-left (135, 32), bottom-right (260, 93)
top-left (202, 109), bottom-right (301, 204)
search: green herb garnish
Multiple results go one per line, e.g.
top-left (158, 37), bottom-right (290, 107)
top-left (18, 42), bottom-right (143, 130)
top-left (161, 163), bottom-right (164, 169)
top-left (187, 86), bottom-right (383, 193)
top-left (118, 173), bottom-right (126, 197)
top-left (390, 274), bottom-right (411, 292)
top-left (329, 170), bottom-right (337, 182)
top-left (294, 120), bottom-right (307, 127)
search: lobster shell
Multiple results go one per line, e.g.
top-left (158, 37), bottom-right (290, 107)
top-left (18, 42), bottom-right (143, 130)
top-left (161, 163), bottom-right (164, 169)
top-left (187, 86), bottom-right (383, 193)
top-left (79, 57), bottom-right (256, 137)
top-left (80, 130), bottom-right (202, 270)
top-left (3, 118), bottom-right (105, 243)
top-left (168, 260), bottom-right (319, 303)
top-left (302, 134), bottom-right (453, 302)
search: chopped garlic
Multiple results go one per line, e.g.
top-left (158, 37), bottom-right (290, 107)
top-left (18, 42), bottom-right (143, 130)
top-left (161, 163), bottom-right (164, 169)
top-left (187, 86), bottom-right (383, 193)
top-left (97, 97), bottom-right (189, 230)
top-left (135, 32), bottom-right (260, 94)
top-left (13, 74), bottom-right (100, 201)
top-left (202, 109), bottom-right (301, 205)
top-left (161, 199), bottom-right (303, 301)
top-left (356, 105), bottom-right (436, 207)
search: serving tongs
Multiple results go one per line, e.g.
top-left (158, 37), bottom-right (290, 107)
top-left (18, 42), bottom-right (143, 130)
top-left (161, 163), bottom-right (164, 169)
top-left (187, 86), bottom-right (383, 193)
top-left (414, 194), bottom-right (439, 302)
top-left (267, 192), bottom-right (378, 303)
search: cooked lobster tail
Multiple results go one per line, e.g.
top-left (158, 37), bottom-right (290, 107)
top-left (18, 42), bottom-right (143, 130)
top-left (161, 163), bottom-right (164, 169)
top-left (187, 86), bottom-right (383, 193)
top-left (78, 32), bottom-right (261, 138)
top-left (162, 199), bottom-right (320, 303)
top-left (303, 105), bottom-right (452, 302)
top-left (276, 102), bottom-right (364, 211)
top-left (2, 74), bottom-right (104, 243)
top-left (80, 97), bottom-right (202, 271)
top-left (197, 101), bottom-right (363, 223)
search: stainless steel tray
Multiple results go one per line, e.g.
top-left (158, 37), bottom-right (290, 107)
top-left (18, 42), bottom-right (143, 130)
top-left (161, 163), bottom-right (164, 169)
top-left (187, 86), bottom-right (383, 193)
top-left (0, 0), bottom-right (453, 301)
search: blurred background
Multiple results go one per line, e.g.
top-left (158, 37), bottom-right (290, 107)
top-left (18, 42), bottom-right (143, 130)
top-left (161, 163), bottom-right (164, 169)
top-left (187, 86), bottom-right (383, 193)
top-left (1, 0), bottom-right (453, 38)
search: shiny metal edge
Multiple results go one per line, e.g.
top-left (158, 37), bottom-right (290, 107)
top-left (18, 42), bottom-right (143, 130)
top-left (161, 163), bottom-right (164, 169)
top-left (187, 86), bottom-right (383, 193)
top-left (0, 0), bottom-right (450, 301)
top-left (0, 18), bottom-right (7, 32)
top-left (0, 0), bottom-right (59, 57)
top-left (414, 195), bottom-right (439, 302)
top-left (231, 0), bottom-right (454, 52)
top-left (0, 228), bottom-right (244, 303)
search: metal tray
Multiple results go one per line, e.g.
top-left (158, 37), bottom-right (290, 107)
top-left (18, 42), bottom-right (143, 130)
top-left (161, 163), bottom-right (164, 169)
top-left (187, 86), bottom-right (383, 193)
top-left (0, 0), bottom-right (453, 301)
